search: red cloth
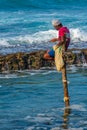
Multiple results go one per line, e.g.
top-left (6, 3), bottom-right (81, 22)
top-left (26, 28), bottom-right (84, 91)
top-left (58, 27), bottom-right (70, 50)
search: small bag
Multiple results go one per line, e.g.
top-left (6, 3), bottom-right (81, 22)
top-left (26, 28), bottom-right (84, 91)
top-left (53, 45), bottom-right (64, 71)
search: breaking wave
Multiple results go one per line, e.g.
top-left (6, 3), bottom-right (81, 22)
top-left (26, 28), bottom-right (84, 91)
top-left (0, 28), bottom-right (87, 48)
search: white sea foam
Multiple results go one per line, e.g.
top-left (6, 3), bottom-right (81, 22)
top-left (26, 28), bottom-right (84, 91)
top-left (25, 113), bottom-right (53, 124)
top-left (82, 63), bottom-right (87, 67)
top-left (0, 28), bottom-right (87, 50)
top-left (26, 116), bottom-right (52, 123)
top-left (42, 70), bottom-right (57, 75)
top-left (0, 39), bottom-right (11, 47)
top-left (0, 74), bottom-right (18, 79)
top-left (26, 126), bottom-right (47, 130)
top-left (26, 126), bottom-right (35, 130)
top-left (70, 28), bottom-right (87, 43)
top-left (51, 127), bottom-right (61, 130)
top-left (18, 30), bottom-right (55, 44)
top-left (68, 128), bottom-right (83, 130)
top-left (0, 28), bottom-right (87, 54)
top-left (67, 65), bottom-right (78, 73)
top-left (70, 104), bottom-right (87, 111)
top-left (0, 73), bottom-right (27, 79)
top-left (51, 127), bottom-right (83, 130)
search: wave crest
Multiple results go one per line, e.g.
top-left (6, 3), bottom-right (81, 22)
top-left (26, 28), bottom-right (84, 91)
top-left (70, 28), bottom-right (87, 43)
top-left (0, 28), bottom-right (87, 48)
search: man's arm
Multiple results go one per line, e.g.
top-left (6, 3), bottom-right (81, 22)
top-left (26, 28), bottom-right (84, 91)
top-left (50, 38), bottom-right (58, 42)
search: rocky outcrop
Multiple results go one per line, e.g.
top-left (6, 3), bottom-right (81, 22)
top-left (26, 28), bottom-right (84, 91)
top-left (0, 49), bottom-right (87, 72)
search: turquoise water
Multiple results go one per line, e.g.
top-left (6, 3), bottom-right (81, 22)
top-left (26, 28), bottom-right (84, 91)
top-left (0, 67), bottom-right (87, 130)
top-left (0, 0), bottom-right (87, 54)
top-left (0, 0), bottom-right (87, 129)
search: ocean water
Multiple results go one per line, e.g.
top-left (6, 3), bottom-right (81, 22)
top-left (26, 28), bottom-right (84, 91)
top-left (0, 0), bottom-right (87, 130)
top-left (0, 0), bottom-right (87, 54)
top-left (0, 67), bottom-right (87, 130)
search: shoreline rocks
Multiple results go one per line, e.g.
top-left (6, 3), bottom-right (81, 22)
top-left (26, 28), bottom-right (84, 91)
top-left (0, 49), bottom-right (87, 72)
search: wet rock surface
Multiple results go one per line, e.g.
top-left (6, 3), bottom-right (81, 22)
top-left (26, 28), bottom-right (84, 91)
top-left (0, 49), bottom-right (87, 72)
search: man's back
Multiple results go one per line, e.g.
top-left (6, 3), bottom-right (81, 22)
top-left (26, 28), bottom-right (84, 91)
top-left (58, 26), bottom-right (70, 50)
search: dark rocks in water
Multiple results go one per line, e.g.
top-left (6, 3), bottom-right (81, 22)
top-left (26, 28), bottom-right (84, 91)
top-left (63, 49), bottom-right (87, 65)
top-left (0, 49), bottom-right (87, 72)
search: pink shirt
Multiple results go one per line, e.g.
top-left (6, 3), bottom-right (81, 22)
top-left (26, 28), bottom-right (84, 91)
top-left (58, 26), bottom-right (70, 50)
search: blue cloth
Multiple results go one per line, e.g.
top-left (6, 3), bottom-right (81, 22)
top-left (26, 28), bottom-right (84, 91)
top-left (48, 49), bottom-right (55, 58)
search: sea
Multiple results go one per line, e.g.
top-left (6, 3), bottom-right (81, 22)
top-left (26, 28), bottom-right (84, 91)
top-left (0, 0), bottom-right (87, 130)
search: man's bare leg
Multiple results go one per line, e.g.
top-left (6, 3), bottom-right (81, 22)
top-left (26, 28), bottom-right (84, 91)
top-left (43, 51), bottom-right (54, 60)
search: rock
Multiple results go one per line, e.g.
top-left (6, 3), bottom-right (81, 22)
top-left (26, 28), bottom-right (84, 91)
top-left (0, 49), bottom-right (87, 72)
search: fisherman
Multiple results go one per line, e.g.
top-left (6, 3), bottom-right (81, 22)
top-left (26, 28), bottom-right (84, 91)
top-left (44, 20), bottom-right (70, 60)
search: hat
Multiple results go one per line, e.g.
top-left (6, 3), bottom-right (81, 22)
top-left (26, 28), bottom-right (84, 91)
top-left (52, 19), bottom-right (61, 26)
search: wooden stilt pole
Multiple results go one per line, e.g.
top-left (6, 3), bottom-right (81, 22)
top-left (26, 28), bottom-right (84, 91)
top-left (61, 47), bottom-right (71, 129)
top-left (62, 65), bottom-right (70, 107)
top-left (62, 45), bottom-right (70, 107)
top-left (61, 63), bottom-right (71, 129)
top-left (62, 107), bottom-right (70, 129)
